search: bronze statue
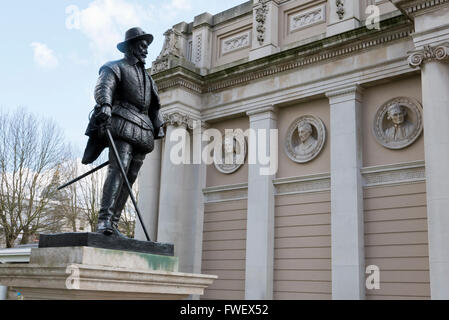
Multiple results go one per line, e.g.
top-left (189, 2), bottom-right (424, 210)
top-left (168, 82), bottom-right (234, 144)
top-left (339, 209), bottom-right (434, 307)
top-left (81, 27), bottom-right (164, 238)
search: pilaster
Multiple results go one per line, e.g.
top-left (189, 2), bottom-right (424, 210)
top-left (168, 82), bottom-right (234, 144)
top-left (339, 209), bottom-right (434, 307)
top-left (244, 106), bottom-right (277, 299)
top-left (326, 85), bottom-right (365, 300)
top-left (192, 12), bottom-right (213, 74)
top-left (249, 0), bottom-right (280, 61)
top-left (327, 0), bottom-right (362, 37)
top-left (408, 42), bottom-right (449, 299)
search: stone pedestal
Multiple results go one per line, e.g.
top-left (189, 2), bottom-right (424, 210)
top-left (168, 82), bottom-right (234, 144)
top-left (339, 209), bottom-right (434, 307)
top-left (0, 246), bottom-right (217, 300)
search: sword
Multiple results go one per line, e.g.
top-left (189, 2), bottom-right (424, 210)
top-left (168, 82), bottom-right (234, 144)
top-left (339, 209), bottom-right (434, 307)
top-left (105, 128), bottom-right (151, 242)
top-left (58, 161), bottom-right (110, 190)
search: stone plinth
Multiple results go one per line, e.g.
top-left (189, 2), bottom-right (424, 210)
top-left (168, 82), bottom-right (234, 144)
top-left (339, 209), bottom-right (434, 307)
top-left (0, 247), bottom-right (217, 300)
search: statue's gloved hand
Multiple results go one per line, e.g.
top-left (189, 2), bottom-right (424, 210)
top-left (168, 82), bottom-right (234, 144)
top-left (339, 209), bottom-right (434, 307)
top-left (96, 104), bottom-right (112, 123)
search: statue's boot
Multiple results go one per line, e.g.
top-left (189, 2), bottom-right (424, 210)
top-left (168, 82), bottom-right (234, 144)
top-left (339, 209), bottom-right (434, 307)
top-left (97, 141), bottom-right (133, 236)
top-left (111, 153), bottom-right (145, 238)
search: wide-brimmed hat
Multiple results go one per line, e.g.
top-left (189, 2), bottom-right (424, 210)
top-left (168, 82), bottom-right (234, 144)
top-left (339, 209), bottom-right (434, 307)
top-left (117, 27), bottom-right (154, 53)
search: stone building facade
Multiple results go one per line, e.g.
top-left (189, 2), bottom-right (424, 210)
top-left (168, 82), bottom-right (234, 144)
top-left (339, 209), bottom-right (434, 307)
top-left (137, 0), bottom-right (449, 300)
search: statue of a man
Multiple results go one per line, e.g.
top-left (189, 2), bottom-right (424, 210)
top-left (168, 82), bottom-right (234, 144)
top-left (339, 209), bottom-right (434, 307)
top-left (81, 27), bottom-right (164, 237)
top-left (384, 103), bottom-right (414, 142)
top-left (295, 121), bottom-right (317, 156)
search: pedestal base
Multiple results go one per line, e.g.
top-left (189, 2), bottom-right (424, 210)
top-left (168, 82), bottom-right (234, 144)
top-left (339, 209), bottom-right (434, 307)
top-left (0, 246), bottom-right (217, 300)
top-left (39, 233), bottom-right (174, 256)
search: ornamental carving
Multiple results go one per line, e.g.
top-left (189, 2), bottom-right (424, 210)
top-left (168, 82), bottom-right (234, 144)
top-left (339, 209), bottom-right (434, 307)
top-left (285, 115), bottom-right (326, 164)
top-left (195, 34), bottom-right (203, 63)
top-left (162, 112), bottom-right (196, 130)
top-left (214, 133), bottom-right (247, 174)
top-left (222, 32), bottom-right (251, 54)
top-left (255, 0), bottom-right (269, 45)
top-left (152, 28), bottom-right (182, 73)
top-left (373, 97), bottom-right (423, 150)
top-left (408, 43), bottom-right (449, 68)
top-left (336, 0), bottom-right (345, 20)
top-left (290, 5), bottom-right (326, 32)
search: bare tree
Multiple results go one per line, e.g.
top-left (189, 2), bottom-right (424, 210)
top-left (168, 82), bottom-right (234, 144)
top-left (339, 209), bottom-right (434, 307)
top-left (118, 187), bottom-right (137, 238)
top-left (54, 158), bottom-right (92, 233)
top-left (77, 157), bottom-right (107, 232)
top-left (0, 108), bottom-right (70, 248)
top-left (59, 155), bottom-right (138, 237)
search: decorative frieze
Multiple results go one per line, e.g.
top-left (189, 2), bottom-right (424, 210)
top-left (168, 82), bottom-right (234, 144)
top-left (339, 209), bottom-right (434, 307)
top-left (289, 4), bottom-right (326, 32)
top-left (361, 161), bottom-right (425, 187)
top-left (222, 31), bottom-right (251, 55)
top-left (408, 43), bottom-right (449, 68)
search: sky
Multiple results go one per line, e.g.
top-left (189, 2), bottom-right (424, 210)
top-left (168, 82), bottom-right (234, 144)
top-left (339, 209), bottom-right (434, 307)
top-left (0, 0), bottom-right (245, 157)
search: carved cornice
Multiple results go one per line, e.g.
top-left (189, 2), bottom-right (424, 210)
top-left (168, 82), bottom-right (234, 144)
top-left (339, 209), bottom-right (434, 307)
top-left (153, 17), bottom-right (412, 94)
top-left (204, 23), bottom-right (412, 93)
top-left (390, 0), bottom-right (449, 18)
top-left (156, 74), bottom-right (203, 94)
top-left (408, 43), bottom-right (449, 67)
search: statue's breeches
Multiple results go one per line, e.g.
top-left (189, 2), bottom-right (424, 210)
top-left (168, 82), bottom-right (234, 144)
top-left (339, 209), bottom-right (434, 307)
top-left (109, 112), bottom-right (154, 154)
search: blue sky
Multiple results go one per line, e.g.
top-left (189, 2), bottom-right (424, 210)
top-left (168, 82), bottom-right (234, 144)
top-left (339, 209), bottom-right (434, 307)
top-left (0, 0), bottom-right (245, 156)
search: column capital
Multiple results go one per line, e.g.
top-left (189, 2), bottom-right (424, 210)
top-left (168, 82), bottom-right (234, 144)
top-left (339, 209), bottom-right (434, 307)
top-left (326, 85), bottom-right (364, 103)
top-left (246, 106), bottom-right (276, 116)
top-left (162, 111), bottom-right (203, 130)
top-left (408, 43), bottom-right (449, 68)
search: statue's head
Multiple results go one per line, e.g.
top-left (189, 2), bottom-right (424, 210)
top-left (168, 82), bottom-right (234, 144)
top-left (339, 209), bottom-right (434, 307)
top-left (224, 136), bottom-right (234, 154)
top-left (387, 103), bottom-right (407, 125)
top-left (117, 27), bottom-right (153, 64)
top-left (127, 39), bottom-right (150, 64)
top-left (297, 121), bottom-right (313, 143)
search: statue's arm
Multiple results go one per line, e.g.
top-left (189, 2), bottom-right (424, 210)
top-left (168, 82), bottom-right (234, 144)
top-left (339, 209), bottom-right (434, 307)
top-left (94, 67), bottom-right (119, 121)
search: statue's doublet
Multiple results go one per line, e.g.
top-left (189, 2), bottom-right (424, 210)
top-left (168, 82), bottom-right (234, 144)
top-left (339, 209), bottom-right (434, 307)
top-left (82, 56), bottom-right (163, 164)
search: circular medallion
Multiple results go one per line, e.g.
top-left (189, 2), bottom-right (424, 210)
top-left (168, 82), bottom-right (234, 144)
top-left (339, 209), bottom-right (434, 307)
top-left (214, 133), bottom-right (247, 174)
top-left (373, 97), bottom-right (423, 150)
top-left (285, 115), bottom-right (326, 164)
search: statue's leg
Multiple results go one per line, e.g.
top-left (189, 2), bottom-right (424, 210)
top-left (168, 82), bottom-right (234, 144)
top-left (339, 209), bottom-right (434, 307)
top-left (96, 140), bottom-right (133, 234)
top-left (111, 151), bottom-right (146, 235)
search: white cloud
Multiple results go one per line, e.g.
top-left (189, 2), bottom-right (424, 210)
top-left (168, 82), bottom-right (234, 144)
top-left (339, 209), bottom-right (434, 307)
top-left (71, 0), bottom-right (196, 64)
top-left (30, 42), bottom-right (59, 69)
top-left (77, 0), bottom-right (156, 62)
top-left (167, 0), bottom-right (192, 10)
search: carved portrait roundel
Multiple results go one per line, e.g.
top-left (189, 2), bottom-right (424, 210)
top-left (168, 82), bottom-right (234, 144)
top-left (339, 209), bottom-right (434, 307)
top-left (373, 97), bottom-right (423, 150)
top-left (285, 115), bottom-right (326, 164)
top-left (213, 133), bottom-right (247, 175)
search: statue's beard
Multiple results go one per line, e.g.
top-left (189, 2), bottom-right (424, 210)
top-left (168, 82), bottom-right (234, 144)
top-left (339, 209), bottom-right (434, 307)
top-left (132, 49), bottom-right (147, 64)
